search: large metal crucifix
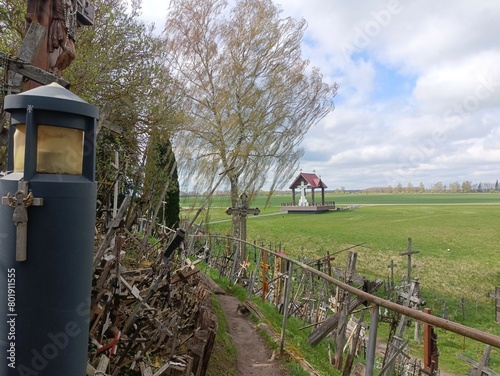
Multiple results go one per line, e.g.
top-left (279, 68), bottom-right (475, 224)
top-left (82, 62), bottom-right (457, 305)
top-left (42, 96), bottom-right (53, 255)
top-left (1, 181), bottom-right (43, 261)
top-left (225, 192), bottom-right (260, 269)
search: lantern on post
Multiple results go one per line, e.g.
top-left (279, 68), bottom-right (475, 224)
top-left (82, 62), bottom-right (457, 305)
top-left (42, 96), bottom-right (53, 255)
top-left (0, 83), bottom-right (98, 375)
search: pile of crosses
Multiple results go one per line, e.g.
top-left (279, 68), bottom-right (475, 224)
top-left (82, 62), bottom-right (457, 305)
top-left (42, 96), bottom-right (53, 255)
top-left (87, 227), bottom-right (217, 376)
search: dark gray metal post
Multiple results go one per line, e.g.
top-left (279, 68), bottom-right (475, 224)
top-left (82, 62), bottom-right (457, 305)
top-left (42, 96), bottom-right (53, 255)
top-left (0, 83), bottom-right (97, 375)
top-left (365, 303), bottom-right (379, 376)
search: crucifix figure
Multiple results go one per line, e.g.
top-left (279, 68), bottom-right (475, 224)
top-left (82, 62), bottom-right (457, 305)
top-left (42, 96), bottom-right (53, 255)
top-left (1, 181), bottom-right (43, 261)
top-left (25, 0), bottom-right (79, 77)
top-left (225, 192), bottom-right (260, 268)
top-left (298, 180), bottom-right (309, 206)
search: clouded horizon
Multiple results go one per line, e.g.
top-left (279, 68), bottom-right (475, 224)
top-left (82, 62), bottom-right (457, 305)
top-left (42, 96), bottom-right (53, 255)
top-left (140, 0), bottom-right (500, 191)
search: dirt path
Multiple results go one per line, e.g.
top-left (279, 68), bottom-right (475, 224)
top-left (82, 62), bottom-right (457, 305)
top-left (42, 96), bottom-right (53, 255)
top-left (217, 293), bottom-right (290, 376)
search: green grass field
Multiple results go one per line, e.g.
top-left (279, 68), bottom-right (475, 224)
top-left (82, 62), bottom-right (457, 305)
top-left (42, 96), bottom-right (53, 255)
top-left (182, 193), bottom-right (500, 374)
top-left (182, 192), bottom-right (500, 208)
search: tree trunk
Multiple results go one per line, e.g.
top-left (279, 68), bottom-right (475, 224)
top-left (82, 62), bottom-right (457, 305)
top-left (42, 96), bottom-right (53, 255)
top-left (229, 173), bottom-right (240, 265)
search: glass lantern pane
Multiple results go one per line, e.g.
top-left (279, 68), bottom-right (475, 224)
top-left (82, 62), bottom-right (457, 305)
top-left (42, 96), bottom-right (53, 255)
top-left (37, 125), bottom-right (84, 175)
top-left (13, 124), bottom-right (26, 172)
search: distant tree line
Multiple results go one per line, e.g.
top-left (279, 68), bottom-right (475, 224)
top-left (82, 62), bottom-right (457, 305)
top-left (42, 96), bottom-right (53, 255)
top-left (348, 180), bottom-right (500, 194)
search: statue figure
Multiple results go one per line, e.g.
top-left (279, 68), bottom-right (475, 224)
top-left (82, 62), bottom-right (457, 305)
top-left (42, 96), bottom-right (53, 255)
top-left (25, 0), bottom-right (45, 24)
top-left (48, 0), bottom-right (76, 76)
top-left (25, 0), bottom-right (77, 77)
top-left (298, 181), bottom-right (309, 207)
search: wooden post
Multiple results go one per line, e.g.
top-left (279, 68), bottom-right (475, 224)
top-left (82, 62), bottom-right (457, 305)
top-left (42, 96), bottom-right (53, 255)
top-left (334, 252), bottom-right (357, 370)
top-left (7, 22), bottom-right (47, 92)
top-left (274, 251), bottom-right (283, 306)
top-left (488, 286), bottom-right (500, 323)
top-left (260, 250), bottom-right (269, 304)
top-left (388, 259), bottom-right (396, 289)
top-left (365, 303), bottom-right (379, 376)
top-left (424, 308), bottom-right (439, 374)
top-left (342, 310), bottom-right (365, 376)
top-left (280, 260), bottom-right (293, 354)
top-left (247, 244), bottom-right (262, 299)
top-left (225, 192), bottom-right (260, 268)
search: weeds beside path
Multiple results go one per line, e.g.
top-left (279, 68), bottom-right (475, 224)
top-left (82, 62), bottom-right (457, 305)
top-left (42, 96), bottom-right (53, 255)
top-left (216, 292), bottom-right (290, 376)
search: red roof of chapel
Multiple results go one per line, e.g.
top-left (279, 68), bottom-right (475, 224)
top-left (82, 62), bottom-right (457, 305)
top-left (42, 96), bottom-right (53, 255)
top-left (289, 172), bottom-right (327, 189)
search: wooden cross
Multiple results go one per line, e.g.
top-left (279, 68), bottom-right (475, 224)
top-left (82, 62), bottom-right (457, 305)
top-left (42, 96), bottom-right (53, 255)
top-left (96, 330), bottom-right (121, 356)
top-left (388, 259), bottom-right (397, 289)
top-left (488, 286), bottom-right (500, 323)
top-left (398, 280), bottom-right (426, 308)
top-left (400, 237), bottom-right (419, 284)
top-left (382, 279), bottom-right (423, 376)
top-left (1, 181), bottom-right (43, 261)
top-left (225, 192), bottom-right (260, 265)
top-left (457, 345), bottom-right (500, 376)
top-left (379, 337), bottom-right (411, 375)
top-left (260, 250), bottom-right (270, 304)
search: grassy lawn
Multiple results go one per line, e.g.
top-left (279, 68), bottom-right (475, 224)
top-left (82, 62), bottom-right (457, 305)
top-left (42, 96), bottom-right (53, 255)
top-left (182, 192), bottom-right (500, 209)
top-left (183, 194), bottom-right (500, 374)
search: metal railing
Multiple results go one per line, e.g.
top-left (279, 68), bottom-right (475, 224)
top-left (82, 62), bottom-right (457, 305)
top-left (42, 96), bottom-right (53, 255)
top-left (194, 234), bottom-right (500, 375)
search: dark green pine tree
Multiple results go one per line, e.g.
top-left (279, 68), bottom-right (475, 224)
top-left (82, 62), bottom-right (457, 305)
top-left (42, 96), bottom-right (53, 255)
top-left (144, 133), bottom-right (180, 231)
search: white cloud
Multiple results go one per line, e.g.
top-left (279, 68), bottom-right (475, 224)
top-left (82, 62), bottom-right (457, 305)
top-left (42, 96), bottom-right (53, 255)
top-left (140, 0), bottom-right (500, 190)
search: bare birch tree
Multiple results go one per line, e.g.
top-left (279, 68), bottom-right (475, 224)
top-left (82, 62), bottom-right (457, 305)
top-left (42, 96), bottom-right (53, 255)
top-left (164, 0), bottom-right (337, 244)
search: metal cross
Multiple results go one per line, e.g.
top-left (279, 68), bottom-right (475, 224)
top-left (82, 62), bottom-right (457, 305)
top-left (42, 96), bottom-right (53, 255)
top-left (1, 181), bottom-right (43, 261)
top-left (225, 192), bottom-right (260, 266)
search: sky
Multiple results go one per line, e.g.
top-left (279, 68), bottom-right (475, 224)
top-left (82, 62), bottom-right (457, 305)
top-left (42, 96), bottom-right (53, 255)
top-left (138, 0), bottom-right (500, 191)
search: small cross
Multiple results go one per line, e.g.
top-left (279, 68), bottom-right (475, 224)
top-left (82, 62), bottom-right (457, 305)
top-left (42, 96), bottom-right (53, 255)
top-left (398, 282), bottom-right (426, 308)
top-left (1, 181), bottom-right (43, 261)
top-left (96, 330), bottom-right (121, 356)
